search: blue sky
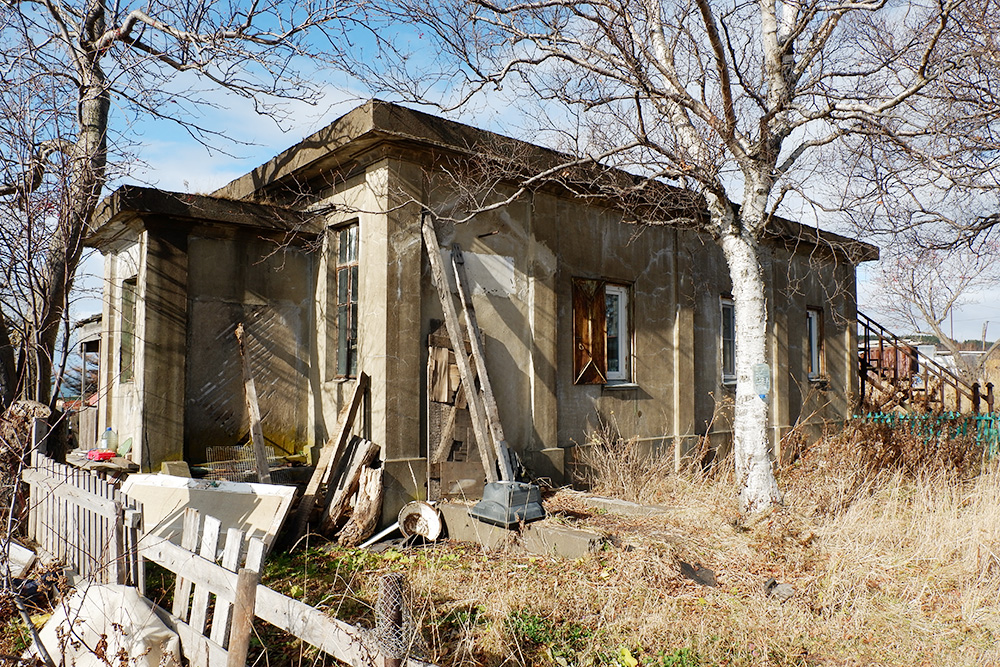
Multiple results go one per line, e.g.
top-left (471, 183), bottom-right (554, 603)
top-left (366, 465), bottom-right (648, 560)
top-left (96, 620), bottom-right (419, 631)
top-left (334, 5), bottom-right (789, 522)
top-left (72, 78), bottom-right (1000, 344)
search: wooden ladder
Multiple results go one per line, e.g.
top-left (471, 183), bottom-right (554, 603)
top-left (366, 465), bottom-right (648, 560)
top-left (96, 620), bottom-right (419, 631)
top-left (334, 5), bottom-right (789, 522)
top-left (421, 214), bottom-right (514, 482)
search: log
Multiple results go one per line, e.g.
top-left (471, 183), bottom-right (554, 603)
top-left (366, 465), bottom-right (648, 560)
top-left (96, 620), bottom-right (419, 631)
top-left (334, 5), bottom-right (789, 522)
top-left (337, 465), bottom-right (385, 547)
top-left (320, 438), bottom-right (380, 535)
top-left (293, 373), bottom-right (369, 541)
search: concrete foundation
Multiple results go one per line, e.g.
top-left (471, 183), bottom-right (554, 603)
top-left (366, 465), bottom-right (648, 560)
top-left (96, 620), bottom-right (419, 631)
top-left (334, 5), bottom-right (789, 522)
top-left (437, 501), bottom-right (608, 559)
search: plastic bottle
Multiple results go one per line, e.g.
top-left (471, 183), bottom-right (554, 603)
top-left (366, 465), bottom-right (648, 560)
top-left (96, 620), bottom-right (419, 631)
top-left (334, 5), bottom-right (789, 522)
top-left (100, 427), bottom-right (119, 452)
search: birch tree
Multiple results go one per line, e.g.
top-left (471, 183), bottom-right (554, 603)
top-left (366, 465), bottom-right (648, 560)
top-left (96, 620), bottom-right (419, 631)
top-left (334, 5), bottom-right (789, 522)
top-left (0, 0), bottom-right (362, 411)
top-left (352, 0), bottom-right (992, 512)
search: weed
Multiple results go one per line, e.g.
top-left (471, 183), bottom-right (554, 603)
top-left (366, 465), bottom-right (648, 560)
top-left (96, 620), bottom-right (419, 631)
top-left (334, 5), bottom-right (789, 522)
top-left (573, 415), bottom-right (673, 503)
top-left (645, 648), bottom-right (700, 666)
top-left (0, 617), bottom-right (31, 655)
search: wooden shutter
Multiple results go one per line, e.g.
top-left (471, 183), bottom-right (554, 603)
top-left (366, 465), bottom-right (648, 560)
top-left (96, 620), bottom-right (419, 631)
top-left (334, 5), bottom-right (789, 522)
top-left (572, 278), bottom-right (607, 384)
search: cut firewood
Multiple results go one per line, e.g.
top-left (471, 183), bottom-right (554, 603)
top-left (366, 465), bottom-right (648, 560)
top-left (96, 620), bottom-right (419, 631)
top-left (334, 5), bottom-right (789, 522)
top-left (292, 373), bottom-right (369, 542)
top-left (337, 465), bottom-right (385, 547)
top-left (320, 437), bottom-right (380, 535)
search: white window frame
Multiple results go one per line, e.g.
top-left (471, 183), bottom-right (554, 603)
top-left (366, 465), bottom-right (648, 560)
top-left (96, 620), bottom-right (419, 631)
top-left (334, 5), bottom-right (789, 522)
top-left (721, 297), bottom-right (736, 385)
top-left (605, 283), bottom-right (630, 382)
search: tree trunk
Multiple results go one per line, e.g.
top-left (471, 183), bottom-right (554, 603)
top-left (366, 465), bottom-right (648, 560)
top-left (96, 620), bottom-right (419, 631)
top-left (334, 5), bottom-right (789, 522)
top-left (33, 55), bottom-right (110, 408)
top-left (720, 231), bottom-right (781, 514)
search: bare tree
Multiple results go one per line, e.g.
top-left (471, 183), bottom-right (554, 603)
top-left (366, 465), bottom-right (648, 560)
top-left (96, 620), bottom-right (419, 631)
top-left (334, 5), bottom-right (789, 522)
top-left (837, 0), bottom-right (1000, 250)
top-left (0, 0), bottom-right (363, 411)
top-left (346, 0), bottom-right (994, 511)
top-left (871, 245), bottom-right (1000, 384)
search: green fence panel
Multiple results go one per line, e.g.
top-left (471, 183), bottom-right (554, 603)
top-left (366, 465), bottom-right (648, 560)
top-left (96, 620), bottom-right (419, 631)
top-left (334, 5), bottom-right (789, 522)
top-left (858, 412), bottom-right (1000, 456)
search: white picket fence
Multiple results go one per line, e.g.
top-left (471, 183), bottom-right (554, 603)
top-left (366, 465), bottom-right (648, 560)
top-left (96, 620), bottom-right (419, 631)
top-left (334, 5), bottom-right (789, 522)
top-left (21, 450), bottom-right (141, 584)
top-left (19, 446), bottom-right (436, 667)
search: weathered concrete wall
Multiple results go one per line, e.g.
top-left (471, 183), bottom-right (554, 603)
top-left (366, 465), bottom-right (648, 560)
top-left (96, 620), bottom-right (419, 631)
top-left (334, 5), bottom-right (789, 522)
top-left (184, 233), bottom-right (315, 464)
top-left (140, 230), bottom-right (188, 469)
top-left (309, 155), bottom-right (862, 513)
top-left (99, 239), bottom-right (144, 462)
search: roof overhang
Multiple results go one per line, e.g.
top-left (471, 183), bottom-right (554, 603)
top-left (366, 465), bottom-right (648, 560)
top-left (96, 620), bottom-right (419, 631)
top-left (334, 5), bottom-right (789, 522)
top-left (87, 185), bottom-right (315, 250)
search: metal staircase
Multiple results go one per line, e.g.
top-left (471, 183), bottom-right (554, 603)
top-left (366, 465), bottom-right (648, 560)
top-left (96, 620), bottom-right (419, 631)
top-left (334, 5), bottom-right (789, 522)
top-left (858, 312), bottom-right (995, 415)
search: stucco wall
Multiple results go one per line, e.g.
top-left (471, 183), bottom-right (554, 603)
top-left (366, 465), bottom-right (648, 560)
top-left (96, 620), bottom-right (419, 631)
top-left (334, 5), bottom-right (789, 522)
top-left (92, 149), bottom-right (860, 519)
top-left (308, 156), bottom-right (861, 505)
top-left (184, 233), bottom-right (315, 463)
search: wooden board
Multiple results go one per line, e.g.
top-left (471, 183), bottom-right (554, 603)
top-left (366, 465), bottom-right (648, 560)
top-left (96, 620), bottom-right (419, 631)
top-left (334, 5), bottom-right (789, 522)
top-left (293, 373), bottom-right (369, 542)
top-left (421, 217), bottom-right (498, 483)
top-left (235, 323), bottom-right (271, 484)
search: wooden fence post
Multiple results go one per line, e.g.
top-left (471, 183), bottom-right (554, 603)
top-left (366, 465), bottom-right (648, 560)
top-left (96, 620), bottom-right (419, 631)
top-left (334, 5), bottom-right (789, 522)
top-left (226, 568), bottom-right (261, 667)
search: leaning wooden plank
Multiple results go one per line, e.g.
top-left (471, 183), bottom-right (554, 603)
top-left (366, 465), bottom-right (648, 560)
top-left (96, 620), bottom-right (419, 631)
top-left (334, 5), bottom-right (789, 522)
top-left (236, 323), bottom-right (271, 484)
top-left (173, 508), bottom-right (202, 621)
top-left (254, 585), bottom-right (436, 667)
top-left (319, 438), bottom-right (380, 534)
top-left (190, 515), bottom-right (222, 634)
top-left (252, 586), bottom-right (382, 667)
top-left (292, 372), bottom-right (369, 542)
top-left (451, 245), bottom-right (515, 481)
top-left (420, 216), bottom-right (497, 483)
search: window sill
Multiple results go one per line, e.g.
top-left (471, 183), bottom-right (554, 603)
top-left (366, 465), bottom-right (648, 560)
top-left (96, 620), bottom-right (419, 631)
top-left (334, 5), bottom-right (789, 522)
top-left (603, 382), bottom-right (639, 391)
top-left (809, 376), bottom-right (830, 390)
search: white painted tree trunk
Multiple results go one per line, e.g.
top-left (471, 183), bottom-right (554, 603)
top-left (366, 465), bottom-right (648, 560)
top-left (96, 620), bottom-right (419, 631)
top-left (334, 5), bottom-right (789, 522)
top-left (720, 232), bottom-right (781, 514)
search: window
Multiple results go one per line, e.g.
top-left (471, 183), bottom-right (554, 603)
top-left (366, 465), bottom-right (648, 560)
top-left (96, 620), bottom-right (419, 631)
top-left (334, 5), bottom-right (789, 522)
top-left (721, 298), bottom-right (735, 384)
top-left (328, 223), bottom-right (359, 378)
top-left (605, 284), bottom-right (629, 381)
top-left (120, 276), bottom-right (137, 383)
top-left (806, 307), bottom-right (824, 379)
top-left (572, 278), bottom-right (631, 384)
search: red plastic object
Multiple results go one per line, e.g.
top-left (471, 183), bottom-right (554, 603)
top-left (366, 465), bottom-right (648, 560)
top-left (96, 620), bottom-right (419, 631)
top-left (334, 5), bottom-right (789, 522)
top-left (87, 449), bottom-right (116, 461)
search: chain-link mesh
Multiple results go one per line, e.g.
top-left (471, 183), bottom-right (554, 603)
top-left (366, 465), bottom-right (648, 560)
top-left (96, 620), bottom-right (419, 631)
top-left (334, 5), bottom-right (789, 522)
top-left (374, 573), bottom-right (423, 661)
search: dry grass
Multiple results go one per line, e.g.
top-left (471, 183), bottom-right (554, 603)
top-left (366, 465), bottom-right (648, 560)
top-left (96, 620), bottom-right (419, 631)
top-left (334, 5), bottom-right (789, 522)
top-left (261, 422), bottom-right (1000, 667)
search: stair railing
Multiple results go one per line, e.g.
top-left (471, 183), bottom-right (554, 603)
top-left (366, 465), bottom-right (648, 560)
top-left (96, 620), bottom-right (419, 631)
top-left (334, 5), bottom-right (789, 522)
top-left (858, 312), bottom-right (995, 414)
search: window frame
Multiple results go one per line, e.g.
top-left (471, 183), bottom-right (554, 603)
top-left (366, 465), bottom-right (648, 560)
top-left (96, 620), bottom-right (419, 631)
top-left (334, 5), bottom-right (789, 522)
top-left (329, 222), bottom-right (359, 379)
top-left (572, 278), bottom-right (633, 386)
top-left (721, 297), bottom-right (736, 385)
top-left (120, 276), bottom-right (138, 383)
top-left (604, 283), bottom-right (631, 382)
top-left (806, 307), bottom-right (825, 380)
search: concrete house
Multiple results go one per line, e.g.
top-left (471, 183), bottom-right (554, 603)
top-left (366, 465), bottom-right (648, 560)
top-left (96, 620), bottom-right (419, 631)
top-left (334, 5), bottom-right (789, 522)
top-left (86, 100), bottom-right (877, 515)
